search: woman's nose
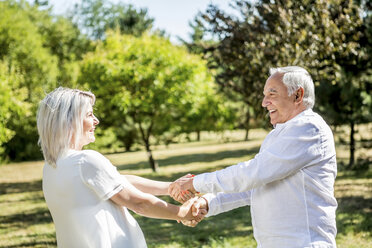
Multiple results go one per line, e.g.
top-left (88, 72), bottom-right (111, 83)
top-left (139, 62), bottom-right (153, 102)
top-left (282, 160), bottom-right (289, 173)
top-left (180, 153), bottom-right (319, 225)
top-left (94, 116), bottom-right (99, 125)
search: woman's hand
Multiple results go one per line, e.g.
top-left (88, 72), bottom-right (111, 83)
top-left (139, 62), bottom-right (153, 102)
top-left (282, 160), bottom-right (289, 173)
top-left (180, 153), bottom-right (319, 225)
top-left (169, 174), bottom-right (196, 203)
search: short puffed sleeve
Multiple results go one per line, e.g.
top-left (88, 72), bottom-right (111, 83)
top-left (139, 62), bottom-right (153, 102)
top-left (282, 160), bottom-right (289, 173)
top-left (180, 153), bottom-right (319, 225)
top-left (79, 150), bottom-right (124, 200)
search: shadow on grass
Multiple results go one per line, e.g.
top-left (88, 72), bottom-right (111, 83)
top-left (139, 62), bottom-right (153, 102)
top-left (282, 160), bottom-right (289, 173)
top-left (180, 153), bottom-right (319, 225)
top-left (0, 180), bottom-right (42, 194)
top-left (0, 206), bottom-right (52, 229)
top-left (116, 146), bottom-right (260, 171)
top-left (0, 233), bottom-right (56, 248)
top-left (336, 196), bottom-right (372, 236)
top-left (0, 179), bottom-right (55, 247)
top-left (135, 205), bottom-right (254, 247)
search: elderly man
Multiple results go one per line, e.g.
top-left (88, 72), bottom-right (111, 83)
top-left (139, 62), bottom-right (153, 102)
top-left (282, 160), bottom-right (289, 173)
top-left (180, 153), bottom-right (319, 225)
top-left (170, 66), bottom-right (338, 248)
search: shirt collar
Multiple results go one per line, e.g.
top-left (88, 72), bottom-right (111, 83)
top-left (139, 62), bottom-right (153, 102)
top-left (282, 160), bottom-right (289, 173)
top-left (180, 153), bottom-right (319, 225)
top-left (273, 108), bottom-right (313, 129)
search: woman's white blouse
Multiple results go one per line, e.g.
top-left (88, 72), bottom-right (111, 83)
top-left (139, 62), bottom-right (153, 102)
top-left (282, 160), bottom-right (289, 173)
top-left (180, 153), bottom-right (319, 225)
top-left (43, 149), bottom-right (147, 248)
top-left (194, 109), bottom-right (338, 248)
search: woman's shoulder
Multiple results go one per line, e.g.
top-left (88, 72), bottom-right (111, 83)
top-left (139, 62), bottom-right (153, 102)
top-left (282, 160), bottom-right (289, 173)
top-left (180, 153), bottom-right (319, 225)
top-left (78, 149), bottom-right (109, 164)
top-left (78, 150), bottom-right (117, 179)
top-left (59, 149), bottom-right (106, 165)
top-left (80, 149), bottom-right (104, 158)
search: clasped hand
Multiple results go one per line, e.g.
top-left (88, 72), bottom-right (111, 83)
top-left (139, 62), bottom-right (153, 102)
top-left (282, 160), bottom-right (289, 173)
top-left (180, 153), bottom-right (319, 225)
top-left (168, 174), bottom-right (196, 203)
top-left (169, 174), bottom-right (208, 227)
top-left (179, 196), bottom-right (208, 227)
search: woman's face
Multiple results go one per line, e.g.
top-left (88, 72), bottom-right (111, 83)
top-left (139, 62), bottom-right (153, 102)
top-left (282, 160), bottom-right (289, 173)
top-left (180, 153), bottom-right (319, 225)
top-left (78, 104), bottom-right (99, 149)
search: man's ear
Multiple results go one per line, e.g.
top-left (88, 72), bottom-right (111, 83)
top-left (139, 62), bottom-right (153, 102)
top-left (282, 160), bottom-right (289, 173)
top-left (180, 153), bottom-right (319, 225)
top-left (295, 88), bottom-right (304, 103)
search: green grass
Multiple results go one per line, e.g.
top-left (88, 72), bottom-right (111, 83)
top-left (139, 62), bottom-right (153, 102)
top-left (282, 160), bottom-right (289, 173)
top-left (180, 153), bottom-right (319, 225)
top-left (0, 128), bottom-right (371, 247)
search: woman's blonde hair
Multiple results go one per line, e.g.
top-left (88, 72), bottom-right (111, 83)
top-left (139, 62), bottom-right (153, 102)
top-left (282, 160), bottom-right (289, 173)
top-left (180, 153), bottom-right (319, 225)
top-left (37, 87), bottom-right (95, 167)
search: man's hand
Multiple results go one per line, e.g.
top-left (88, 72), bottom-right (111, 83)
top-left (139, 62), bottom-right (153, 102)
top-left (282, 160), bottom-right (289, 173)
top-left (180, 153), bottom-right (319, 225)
top-left (168, 174), bottom-right (196, 203)
top-left (181, 196), bottom-right (209, 227)
top-left (177, 197), bottom-right (204, 222)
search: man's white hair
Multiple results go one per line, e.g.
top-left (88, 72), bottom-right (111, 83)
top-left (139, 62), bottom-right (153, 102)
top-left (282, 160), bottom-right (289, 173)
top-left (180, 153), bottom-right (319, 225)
top-left (269, 66), bottom-right (315, 109)
top-left (37, 87), bottom-right (95, 167)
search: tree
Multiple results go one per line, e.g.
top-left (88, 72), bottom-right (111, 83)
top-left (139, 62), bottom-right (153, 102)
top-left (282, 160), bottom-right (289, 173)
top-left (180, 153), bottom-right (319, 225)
top-left (0, 60), bottom-right (30, 163)
top-left (71, 0), bottom-right (154, 40)
top-left (0, 0), bottom-right (59, 101)
top-left (193, 1), bottom-right (278, 140)
top-left (180, 83), bottom-right (238, 142)
top-left (26, 1), bottom-right (94, 87)
top-left (0, 0), bottom-right (59, 161)
top-left (196, 0), bottom-right (370, 163)
top-left (78, 32), bottom-right (220, 172)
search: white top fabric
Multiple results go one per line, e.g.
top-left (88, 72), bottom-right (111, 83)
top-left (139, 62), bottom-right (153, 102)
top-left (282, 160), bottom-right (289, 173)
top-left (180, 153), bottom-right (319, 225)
top-left (194, 109), bottom-right (337, 248)
top-left (43, 149), bottom-right (147, 248)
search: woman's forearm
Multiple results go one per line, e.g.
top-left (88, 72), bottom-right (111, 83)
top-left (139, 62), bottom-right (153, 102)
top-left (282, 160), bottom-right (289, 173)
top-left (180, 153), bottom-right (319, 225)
top-left (110, 182), bottom-right (193, 221)
top-left (124, 175), bottom-right (170, 195)
top-left (132, 194), bottom-right (180, 220)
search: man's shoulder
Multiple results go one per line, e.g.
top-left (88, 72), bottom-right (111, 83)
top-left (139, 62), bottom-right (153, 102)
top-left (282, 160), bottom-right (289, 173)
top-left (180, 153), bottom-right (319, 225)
top-left (296, 110), bottom-right (329, 127)
top-left (286, 110), bottom-right (332, 136)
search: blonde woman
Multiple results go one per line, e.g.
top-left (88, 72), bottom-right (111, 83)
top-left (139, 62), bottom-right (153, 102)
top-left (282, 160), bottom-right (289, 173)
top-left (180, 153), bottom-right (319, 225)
top-left (37, 87), bottom-right (200, 248)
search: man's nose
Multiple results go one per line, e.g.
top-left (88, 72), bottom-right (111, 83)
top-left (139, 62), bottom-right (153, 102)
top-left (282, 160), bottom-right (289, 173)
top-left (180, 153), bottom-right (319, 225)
top-left (262, 97), bottom-right (268, 107)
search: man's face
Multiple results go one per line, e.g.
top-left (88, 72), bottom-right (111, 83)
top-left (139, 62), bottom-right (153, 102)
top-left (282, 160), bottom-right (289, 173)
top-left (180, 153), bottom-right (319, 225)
top-left (261, 73), bottom-right (298, 126)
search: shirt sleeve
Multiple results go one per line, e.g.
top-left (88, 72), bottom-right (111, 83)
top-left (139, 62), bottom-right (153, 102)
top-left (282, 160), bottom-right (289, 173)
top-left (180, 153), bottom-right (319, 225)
top-left (79, 150), bottom-right (124, 201)
top-left (193, 121), bottom-right (323, 194)
top-left (203, 191), bottom-right (251, 217)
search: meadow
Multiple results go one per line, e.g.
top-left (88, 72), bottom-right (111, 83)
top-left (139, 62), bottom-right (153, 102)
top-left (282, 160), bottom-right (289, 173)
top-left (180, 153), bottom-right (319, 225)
top-left (0, 128), bottom-right (371, 248)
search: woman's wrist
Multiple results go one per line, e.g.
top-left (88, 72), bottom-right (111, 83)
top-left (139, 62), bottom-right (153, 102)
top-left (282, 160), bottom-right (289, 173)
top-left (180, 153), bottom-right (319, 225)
top-left (199, 196), bottom-right (209, 212)
top-left (176, 205), bottom-right (186, 221)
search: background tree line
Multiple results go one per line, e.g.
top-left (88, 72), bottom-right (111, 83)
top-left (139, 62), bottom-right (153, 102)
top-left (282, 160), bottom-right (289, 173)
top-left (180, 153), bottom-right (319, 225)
top-left (0, 0), bottom-right (370, 171)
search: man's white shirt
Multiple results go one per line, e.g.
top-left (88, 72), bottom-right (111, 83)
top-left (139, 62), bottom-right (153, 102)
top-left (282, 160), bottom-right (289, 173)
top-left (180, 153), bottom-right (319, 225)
top-left (194, 109), bottom-right (337, 248)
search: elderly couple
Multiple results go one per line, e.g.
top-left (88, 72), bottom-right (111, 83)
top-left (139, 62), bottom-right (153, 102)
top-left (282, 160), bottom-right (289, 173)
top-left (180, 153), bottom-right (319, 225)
top-left (38, 66), bottom-right (337, 248)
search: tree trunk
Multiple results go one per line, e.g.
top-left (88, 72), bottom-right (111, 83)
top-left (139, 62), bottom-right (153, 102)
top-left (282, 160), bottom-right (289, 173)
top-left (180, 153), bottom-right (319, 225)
top-left (145, 141), bottom-right (158, 172)
top-left (244, 128), bottom-right (249, 141)
top-left (348, 121), bottom-right (355, 168)
top-left (135, 117), bottom-right (158, 172)
top-left (196, 130), bottom-right (201, 141)
top-left (244, 109), bottom-right (250, 141)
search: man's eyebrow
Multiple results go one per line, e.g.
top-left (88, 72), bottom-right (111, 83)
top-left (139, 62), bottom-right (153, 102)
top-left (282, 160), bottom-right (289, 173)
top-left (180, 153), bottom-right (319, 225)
top-left (263, 88), bottom-right (278, 94)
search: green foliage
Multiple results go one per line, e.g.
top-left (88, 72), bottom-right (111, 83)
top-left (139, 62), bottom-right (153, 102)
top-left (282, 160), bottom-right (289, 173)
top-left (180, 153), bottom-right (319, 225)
top-left (0, 0), bottom-right (58, 161)
top-left (24, 1), bottom-right (93, 87)
top-left (0, 0), bottom-right (59, 100)
top-left (0, 0), bottom-right (370, 166)
top-left (78, 32), bottom-right (226, 170)
top-left (35, 15), bottom-right (93, 87)
top-left (0, 0), bottom-right (92, 161)
top-left (86, 127), bottom-right (123, 153)
top-left (71, 0), bottom-right (154, 40)
top-left (0, 61), bottom-right (30, 162)
top-left (195, 0), bottom-right (371, 157)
